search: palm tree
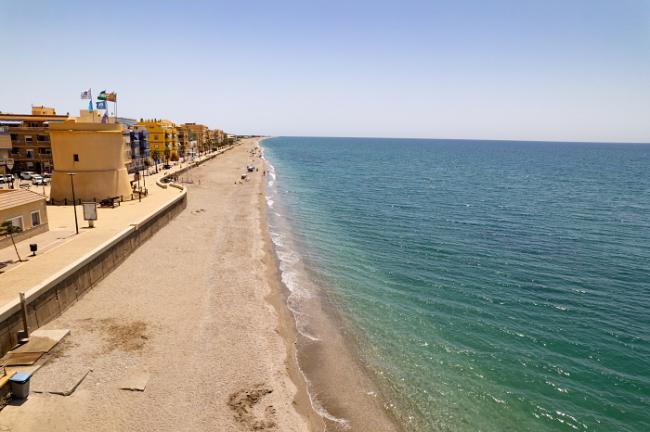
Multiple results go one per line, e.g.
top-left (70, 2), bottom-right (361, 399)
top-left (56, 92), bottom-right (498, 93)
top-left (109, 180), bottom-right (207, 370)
top-left (1, 221), bottom-right (24, 262)
top-left (152, 149), bottom-right (161, 173)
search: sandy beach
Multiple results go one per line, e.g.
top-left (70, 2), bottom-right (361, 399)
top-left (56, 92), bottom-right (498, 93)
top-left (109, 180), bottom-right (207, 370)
top-left (0, 139), bottom-right (320, 431)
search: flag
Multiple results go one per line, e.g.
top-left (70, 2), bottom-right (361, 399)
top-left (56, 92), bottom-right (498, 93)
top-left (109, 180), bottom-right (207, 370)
top-left (97, 90), bottom-right (107, 101)
top-left (101, 111), bottom-right (108, 124)
top-left (106, 92), bottom-right (117, 102)
top-left (88, 100), bottom-right (93, 112)
top-left (80, 89), bottom-right (91, 99)
top-left (96, 100), bottom-right (107, 110)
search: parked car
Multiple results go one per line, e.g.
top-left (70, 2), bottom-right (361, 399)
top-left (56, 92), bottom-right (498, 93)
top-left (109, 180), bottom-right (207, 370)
top-left (31, 175), bottom-right (48, 185)
top-left (163, 164), bottom-right (172, 169)
top-left (20, 171), bottom-right (35, 180)
top-left (0, 174), bottom-right (15, 184)
top-left (42, 172), bottom-right (52, 178)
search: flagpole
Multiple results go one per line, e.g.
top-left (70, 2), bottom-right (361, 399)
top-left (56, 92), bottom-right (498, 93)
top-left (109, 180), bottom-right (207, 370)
top-left (91, 88), bottom-right (95, 122)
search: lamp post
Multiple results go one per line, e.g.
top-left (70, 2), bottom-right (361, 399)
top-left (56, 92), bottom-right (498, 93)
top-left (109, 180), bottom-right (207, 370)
top-left (68, 172), bottom-right (79, 235)
top-left (7, 159), bottom-right (14, 189)
top-left (141, 159), bottom-right (147, 190)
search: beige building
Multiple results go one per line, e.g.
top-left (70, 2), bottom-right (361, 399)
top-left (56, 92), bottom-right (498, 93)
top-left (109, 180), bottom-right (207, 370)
top-left (182, 123), bottom-right (209, 154)
top-left (0, 189), bottom-right (48, 246)
top-left (209, 128), bottom-right (226, 149)
top-left (176, 124), bottom-right (191, 159)
top-left (0, 127), bottom-right (11, 173)
top-left (49, 114), bottom-right (133, 203)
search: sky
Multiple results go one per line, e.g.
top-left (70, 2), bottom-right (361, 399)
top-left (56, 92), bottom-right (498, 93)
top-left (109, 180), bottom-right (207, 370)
top-left (1, 0), bottom-right (649, 142)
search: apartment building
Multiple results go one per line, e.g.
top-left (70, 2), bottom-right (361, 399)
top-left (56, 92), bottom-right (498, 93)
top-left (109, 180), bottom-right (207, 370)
top-left (0, 106), bottom-right (69, 174)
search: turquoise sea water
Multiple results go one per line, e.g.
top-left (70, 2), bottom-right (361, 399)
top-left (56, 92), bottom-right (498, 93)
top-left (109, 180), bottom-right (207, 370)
top-left (262, 137), bottom-right (650, 432)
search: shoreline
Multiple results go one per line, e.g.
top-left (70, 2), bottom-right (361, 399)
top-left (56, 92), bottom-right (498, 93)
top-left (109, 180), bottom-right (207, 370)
top-left (259, 139), bottom-right (402, 431)
top-left (257, 145), bottom-right (327, 431)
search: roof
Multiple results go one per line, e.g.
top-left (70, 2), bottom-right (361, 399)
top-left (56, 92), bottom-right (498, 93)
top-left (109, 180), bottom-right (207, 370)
top-left (0, 189), bottom-right (46, 212)
top-left (0, 114), bottom-right (69, 122)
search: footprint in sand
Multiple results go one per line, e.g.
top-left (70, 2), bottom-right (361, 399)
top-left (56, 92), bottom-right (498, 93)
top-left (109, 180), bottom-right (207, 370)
top-left (228, 384), bottom-right (277, 430)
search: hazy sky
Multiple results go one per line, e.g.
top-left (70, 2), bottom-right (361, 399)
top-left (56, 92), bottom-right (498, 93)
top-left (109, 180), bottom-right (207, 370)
top-left (1, 0), bottom-right (649, 142)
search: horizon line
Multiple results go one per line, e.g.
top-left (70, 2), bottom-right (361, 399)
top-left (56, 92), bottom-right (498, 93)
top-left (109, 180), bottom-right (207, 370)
top-left (257, 135), bottom-right (650, 145)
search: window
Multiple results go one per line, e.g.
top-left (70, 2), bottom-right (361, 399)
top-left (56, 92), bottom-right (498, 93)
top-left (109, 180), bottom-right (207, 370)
top-left (73, 154), bottom-right (79, 162)
top-left (37, 135), bottom-right (48, 142)
top-left (24, 135), bottom-right (33, 143)
top-left (10, 134), bottom-right (17, 141)
top-left (31, 211), bottom-right (40, 227)
top-left (6, 216), bottom-right (23, 230)
top-left (11, 148), bottom-right (19, 155)
top-left (25, 149), bottom-right (34, 158)
top-left (38, 148), bottom-right (51, 155)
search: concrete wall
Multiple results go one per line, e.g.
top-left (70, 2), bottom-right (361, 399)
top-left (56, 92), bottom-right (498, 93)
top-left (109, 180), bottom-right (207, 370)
top-left (0, 188), bottom-right (187, 355)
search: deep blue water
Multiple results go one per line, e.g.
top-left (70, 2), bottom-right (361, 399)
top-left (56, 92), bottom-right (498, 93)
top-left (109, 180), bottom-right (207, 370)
top-left (262, 137), bottom-right (650, 432)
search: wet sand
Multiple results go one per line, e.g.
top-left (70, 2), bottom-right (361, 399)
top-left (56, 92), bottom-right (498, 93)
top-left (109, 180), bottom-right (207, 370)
top-left (261, 139), bottom-right (401, 432)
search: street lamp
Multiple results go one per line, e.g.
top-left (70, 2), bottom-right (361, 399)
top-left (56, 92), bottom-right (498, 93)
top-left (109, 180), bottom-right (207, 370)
top-left (7, 159), bottom-right (15, 189)
top-left (67, 172), bottom-right (79, 235)
top-left (141, 159), bottom-right (147, 191)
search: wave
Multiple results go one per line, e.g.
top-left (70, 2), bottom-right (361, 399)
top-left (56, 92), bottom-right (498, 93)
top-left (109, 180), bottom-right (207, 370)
top-left (263, 149), bottom-right (351, 428)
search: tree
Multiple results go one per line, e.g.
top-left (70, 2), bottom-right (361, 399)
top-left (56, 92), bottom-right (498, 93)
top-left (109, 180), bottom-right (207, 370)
top-left (152, 149), bottom-right (161, 173)
top-left (1, 221), bottom-right (24, 262)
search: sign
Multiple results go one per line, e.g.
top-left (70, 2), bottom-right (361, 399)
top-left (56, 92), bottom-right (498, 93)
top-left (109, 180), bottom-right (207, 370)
top-left (6, 158), bottom-right (13, 170)
top-left (82, 202), bottom-right (97, 221)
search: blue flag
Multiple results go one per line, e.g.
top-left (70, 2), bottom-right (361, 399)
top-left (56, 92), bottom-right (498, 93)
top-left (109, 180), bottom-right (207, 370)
top-left (96, 100), bottom-right (107, 110)
top-left (88, 100), bottom-right (93, 112)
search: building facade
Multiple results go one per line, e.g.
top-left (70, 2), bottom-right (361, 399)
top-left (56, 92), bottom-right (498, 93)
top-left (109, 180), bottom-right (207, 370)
top-left (176, 124), bottom-right (191, 159)
top-left (0, 127), bottom-right (12, 173)
top-left (0, 189), bottom-right (49, 247)
top-left (208, 128), bottom-right (226, 150)
top-left (127, 126), bottom-right (150, 173)
top-left (135, 119), bottom-right (178, 162)
top-left (182, 123), bottom-right (209, 154)
top-left (0, 106), bottom-right (69, 174)
top-left (49, 117), bottom-right (133, 203)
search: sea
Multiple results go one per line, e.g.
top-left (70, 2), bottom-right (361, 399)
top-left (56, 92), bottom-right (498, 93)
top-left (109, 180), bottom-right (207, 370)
top-left (261, 136), bottom-right (650, 432)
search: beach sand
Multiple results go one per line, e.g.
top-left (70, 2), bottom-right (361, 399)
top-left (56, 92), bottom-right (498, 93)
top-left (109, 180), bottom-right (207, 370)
top-left (0, 139), bottom-right (320, 431)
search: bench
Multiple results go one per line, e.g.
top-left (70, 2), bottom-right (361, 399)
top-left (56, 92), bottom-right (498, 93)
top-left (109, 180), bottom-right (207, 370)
top-left (99, 196), bottom-right (121, 208)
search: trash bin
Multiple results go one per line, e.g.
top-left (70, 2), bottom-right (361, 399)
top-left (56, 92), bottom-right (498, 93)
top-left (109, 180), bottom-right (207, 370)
top-left (9, 372), bottom-right (32, 399)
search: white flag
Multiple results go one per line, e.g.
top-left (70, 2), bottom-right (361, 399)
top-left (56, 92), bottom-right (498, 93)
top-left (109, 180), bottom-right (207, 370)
top-left (80, 89), bottom-right (91, 99)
